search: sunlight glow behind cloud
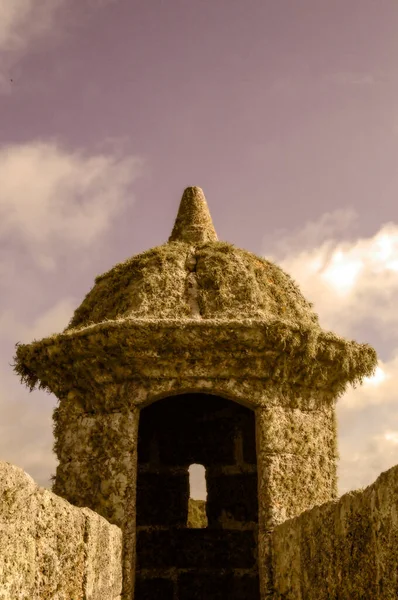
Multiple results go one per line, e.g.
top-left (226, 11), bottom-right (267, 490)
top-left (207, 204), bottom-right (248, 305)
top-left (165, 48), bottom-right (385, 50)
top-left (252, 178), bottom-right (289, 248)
top-left (321, 250), bottom-right (364, 295)
top-left (264, 217), bottom-right (398, 337)
top-left (384, 431), bottom-right (398, 444)
top-left (363, 365), bottom-right (389, 387)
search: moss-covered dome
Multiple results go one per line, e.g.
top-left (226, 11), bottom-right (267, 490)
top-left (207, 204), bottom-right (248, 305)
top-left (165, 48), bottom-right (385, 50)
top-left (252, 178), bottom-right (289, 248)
top-left (64, 240), bottom-right (320, 332)
top-left (13, 186), bottom-right (377, 399)
top-left (64, 186), bottom-right (319, 332)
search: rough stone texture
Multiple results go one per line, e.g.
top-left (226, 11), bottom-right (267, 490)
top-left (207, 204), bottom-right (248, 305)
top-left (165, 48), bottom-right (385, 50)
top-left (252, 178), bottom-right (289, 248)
top-left (32, 378), bottom-right (339, 600)
top-left (64, 240), bottom-right (319, 326)
top-left (14, 320), bottom-right (376, 402)
top-left (13, 190), bottom-right (377, 405)
top-left (53, 407), bottom-right (139, 600)
top-left (54, 410), bottom-right (138, 464)
top-left (0, 460), bottom-right (122, 600)
top-left (259, 453), bottom-right (337, 527)
top-left (10, 186), bottom-right (379, 600)
top-left (53, 408), bottom-right (139, 527)
top-left (271, 464), bottom-right (398, 599)
top-left (256, 404), bottom-right (338, 528)
top-left (168, 186), bottom-right (218, 244)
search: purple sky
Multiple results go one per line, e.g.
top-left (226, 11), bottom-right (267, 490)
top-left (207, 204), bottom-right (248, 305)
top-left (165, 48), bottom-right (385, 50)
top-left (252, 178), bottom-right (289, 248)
top-left (1, 0), bottom-right (398, 500)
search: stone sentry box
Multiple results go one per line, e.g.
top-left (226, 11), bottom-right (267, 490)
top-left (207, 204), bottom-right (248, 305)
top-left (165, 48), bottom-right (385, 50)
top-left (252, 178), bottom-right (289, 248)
top-left (13, 187), bottom-right (377, 599)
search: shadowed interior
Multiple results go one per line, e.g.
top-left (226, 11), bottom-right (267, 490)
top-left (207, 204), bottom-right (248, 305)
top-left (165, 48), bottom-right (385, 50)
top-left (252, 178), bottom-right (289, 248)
top-left (135, 393), bottom-right (260, 600)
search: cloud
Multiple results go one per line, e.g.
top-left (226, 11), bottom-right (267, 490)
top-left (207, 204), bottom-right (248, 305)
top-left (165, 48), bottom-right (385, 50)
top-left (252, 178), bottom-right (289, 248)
top-left (0, 0), bottom-right (65, 92)
top-left (336, 353), bottom-right (398, 494)
top-left (0, 298), bottom-right (77, 343)
top-left (339, 355), bottom-right (398, 411)
top-left (0, 0), bottom-right (63, 52)
top-left (263, 213), bottom-right (398, 339)
top-left (337, 381), bottom-right (398, 495)
top-left (262, 210), bottom-right (398, 495)
top-left (263, 208), bottom-right (358, 259)
top-left (0, 141), bottom-right (144, 271)
top-left (337, 426), bottom-right (398, 495)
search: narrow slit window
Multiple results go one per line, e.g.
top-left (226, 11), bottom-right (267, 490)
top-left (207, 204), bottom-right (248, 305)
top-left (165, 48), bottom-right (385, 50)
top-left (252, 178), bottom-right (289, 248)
top-left (187, 464), bottom-right (208, 528)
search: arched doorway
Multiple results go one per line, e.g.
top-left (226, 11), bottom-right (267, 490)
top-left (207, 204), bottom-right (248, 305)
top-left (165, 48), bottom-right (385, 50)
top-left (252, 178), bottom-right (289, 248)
top-left (134, 393), bottom-right (260, 599)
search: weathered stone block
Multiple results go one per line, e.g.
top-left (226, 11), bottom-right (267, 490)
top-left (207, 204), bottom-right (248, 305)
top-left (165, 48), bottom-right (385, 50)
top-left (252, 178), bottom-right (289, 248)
top-left (54, 410), bottom-right (138, 463)
top-left (271, 464), bottom-right (398, 599)
top-left (256, 405), bottom-right (337, 457)
top-left (257, 453), bottom-right (336, 528)
top-left (81, 507), bottom-right (123, 600)
top-left (53, 453), bottom-right (135, 527)
top-left (0, 461), bottom-right (122, 600)
top-left (0, 462), bottom-right (42, 599)
top-left (34, 487), bottom-right (86, 599)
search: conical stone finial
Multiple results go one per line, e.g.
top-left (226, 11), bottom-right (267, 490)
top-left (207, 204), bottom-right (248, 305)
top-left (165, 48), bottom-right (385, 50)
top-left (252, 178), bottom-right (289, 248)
top-left (168, 186), bottom-right (218, 244)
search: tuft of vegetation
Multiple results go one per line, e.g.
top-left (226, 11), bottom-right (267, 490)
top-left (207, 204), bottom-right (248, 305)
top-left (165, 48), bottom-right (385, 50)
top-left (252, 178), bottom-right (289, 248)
top-left (187, 498), bottom-right (208, 528)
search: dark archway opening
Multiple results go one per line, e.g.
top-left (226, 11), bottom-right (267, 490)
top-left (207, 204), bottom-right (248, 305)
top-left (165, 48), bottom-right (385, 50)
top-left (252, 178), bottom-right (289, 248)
top-left (134, 393), bottom-right (260, 600)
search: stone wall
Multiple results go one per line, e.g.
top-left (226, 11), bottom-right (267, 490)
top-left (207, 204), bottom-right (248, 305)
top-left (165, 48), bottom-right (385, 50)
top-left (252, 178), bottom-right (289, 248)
top-left (270, 464), bottom-right (398, 599)
top-left (50, 380), bottom-right (339, 600)
top-left (0, 461), bottom-right (122, 600)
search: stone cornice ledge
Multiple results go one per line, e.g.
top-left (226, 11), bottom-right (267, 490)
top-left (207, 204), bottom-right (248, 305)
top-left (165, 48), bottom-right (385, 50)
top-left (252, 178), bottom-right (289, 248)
top-left (13, 318), bottom-right (376, 399)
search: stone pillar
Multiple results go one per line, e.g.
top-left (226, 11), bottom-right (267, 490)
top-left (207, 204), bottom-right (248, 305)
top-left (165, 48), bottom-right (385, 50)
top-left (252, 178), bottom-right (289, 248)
top-left (52, 397), bottom-right (140, 600)
top-left (256, 401), bottom-right (338, 599)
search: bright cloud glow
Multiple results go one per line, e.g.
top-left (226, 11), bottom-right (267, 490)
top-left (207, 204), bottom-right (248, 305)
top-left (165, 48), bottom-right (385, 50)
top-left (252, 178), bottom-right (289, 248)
top-left (264, 219), bottom-right (398, 336)
top-left (363, 365), bottom-right (389, 387)
top-left (321, 250), bottom-right (364, 295)
top-left (374, 233), bottom-right (395, 262)
top-left (384, 432), bottom-right (398, 445)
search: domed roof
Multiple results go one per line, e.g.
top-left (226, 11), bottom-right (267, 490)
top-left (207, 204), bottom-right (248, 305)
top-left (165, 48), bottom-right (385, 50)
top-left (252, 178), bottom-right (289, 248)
top-left (13, 185), bottom-right (377, 399)
top-left (64, 187), bottom-right (320, 332)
